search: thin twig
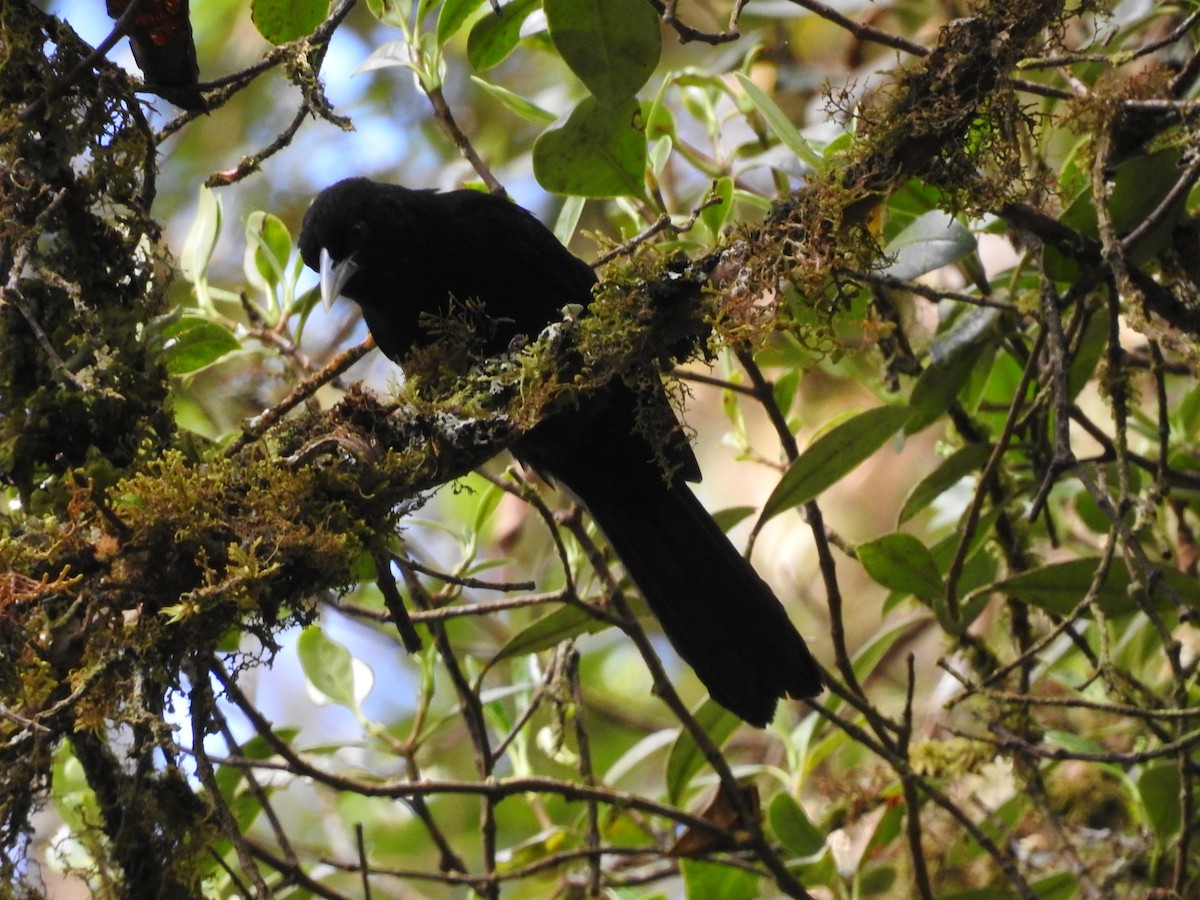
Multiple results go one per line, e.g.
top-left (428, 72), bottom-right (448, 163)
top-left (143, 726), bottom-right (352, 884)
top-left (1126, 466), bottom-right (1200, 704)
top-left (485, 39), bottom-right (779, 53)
top-left (590, 192), bottom-right (724, 268)
top-left (838, 268), bottom-right (1019, 311)
top-left (899, 655), bottom-right (934, 900)
top-left (205, 103), bottom-right (310, 188)
top-left (784, 0), bottom-right (927, 57)
top-left (225, 335), bottom-right (375, 457)
top-left (355, 824), bottom-right (372, 900)
top-left (659, 0), bottom-right (742, 45)
top-left (1019, 10), bottom-right (1200, 70)
top-left (190, 664), bottom-right (274, 898)
top-left (426, 85), bottom-right (504, 194)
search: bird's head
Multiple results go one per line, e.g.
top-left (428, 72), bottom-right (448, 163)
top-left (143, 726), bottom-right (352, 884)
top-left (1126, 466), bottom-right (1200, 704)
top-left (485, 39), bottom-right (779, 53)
top-left (298, 177), bottom-right (418, 313)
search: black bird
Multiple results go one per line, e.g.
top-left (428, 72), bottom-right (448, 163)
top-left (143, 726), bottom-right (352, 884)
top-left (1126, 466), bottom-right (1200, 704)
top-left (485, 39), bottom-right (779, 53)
top-left (299, 177), bottom-right (822, 725)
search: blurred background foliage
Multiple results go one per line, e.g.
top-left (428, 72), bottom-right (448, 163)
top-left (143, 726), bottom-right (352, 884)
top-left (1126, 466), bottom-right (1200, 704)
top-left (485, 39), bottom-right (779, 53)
top-left (5, 0), bottom-right (1200, 897)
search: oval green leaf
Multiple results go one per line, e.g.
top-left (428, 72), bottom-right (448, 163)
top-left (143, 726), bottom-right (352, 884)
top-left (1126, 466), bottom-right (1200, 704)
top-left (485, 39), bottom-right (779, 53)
top-left (245, 211), bottom-right (292, 293)
top-left (492, 604), bottom-right (610, 663)
top-left (906, 348), bottom-right (980, 434)
top-left (710, 505), bottom-right (755, 533)
top-left (544, 0), bottom-right (661, 104)
top-left (180, 184), bottom-right (222, 287)
top-left (857, 865), bottom-right (898, 896)
top-left (466, 0), bottom-right (539, 71)
top-left (768, 791), bottom-right (827, 858)
top-left (857, 532), bottom-right (944, 601)
top-left (758, 405), bottom-right (912, 525)
top-left (437, 0), bottom-right (488, 44)
top-left (470, 76), bottom-right (557, 126)
top-left (679, 859), bottom-right (760, 900)
top-left (533, 96), bottom-right (647, 198)
top-left (159, 317), bottom-right (240, 375)
top-left (1138, 762), bottom-right (1181, 838)
top-left (733, 72), bottom-right (823, 170)
top-left (898, 442), bottom-right (992, 524)
top-left (251, 0), bottom-right (327, 44)
top-left (700, 176), bottom-right (735, 240)
top-left (296, 626), bottom-right (358, 709)
top-left (970, 557), bottom-right (1200, 618)
top-left (882, 210), bottom-right (976, 281)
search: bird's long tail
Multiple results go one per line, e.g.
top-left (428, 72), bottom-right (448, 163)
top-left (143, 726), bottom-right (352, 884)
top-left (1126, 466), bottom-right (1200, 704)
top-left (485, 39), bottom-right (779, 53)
top-left (576, 477), bottom-right (823, 726)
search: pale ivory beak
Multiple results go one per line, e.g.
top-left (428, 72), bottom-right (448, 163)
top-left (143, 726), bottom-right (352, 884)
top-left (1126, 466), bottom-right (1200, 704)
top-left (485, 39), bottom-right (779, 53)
top-left (319, 246), bottom-right (357, 312)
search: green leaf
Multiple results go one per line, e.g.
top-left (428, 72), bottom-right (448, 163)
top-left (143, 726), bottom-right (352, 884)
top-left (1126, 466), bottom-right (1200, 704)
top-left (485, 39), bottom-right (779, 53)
top-left (933, 585), bottom-right (994, 636)
top-left (1137, 763), bottom-right (1181, 838)
top-left (467, 0), bottom-right (540, 71)
top-left (296, 626), bottom-right (363, 710)
top-left (644, 74), bottom-right (676, 140)
top-left (758, 405), bottom-right (912, 525)
top-left (52, 745), bottom-right (99, 835)
top-left (1047, 146), bottom-right (1186, 281)
top-left (898, 443), bottom-right (992, 524)
top-left (1065, 309), bottom-right (1107, 401)
top-left (1030, 871), bottom-right (1080, 900)
top-left (852, 617), bottom-right (928, 685)
top-left (366, 0), bottom-right (409, 27)
top-left (491, 605), bottom-right (610, 663)
top-left (699, 176), bottom-right (735, 239)
top-left (1106, 147), bottom-right (1186, 262)
top-left (863, 800), bottom-right (905, 856)
top-left (244, 211), bottom-right (292, 300)
top-left (772, 368), bottom-right (801, 423)
top-left (544, 0), bottom-right (661, 104)
top-left (710, 506), bottom-right (755, 533)
top-left (553, 193), bottom-right (585, 245)
top-left (159, 317), bottom-right (240, 375)
top-left (882, 210), bottom-right (976, 281)
top-left (971, 558), bottom-right (1200, 618)
top-left (180, 185), bottom-right (221, 285)
top-left (881, 178), bottom-right (943, 240)
top-left (216, 728), bottom-right (301, 800)
top-left (857, 533), bottom-right (944, 601)
top-left (768, 792), bottom-right (827, 858)
top-left (356, 39), bottom-right (412, 74)
top-left (648, 135), bottom-right (672, 176)
top-left (664, 698), bottom-right (738, 804)
top-left (1176, 384), bottom-right (1200, 439)
top-left (857, 865), bottom-right (898, 896)
top-left (1045, 729), bottom-right (1107, 756)
top-left (927, 306), bottom-right (1003, 366)
top-left (470, 76), bottom-right (557, 125)
top-left (603, 728), bottom-right (677, 784)
top-left (907, 306), bottom-right (1001, 434)
top-left (907, 348), bottom-right (978, 434)
top-left (438, 0), bottom-right (489, 44)
top-left (732, 72), bottom-right (823, 171)
top-left (494, 827), bottom-right (573, 872)
top-left (251, 0), bottom-right (327, 43)
top-left (679, 859), bottom-right (760, 900)
top-left (180, 185), bottom-right (222, 310)
top-left (470, 478), bottom-right (504, 534)
top-left (533, 96), bottom-right (647, 198)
